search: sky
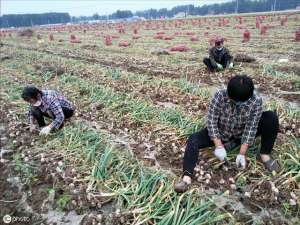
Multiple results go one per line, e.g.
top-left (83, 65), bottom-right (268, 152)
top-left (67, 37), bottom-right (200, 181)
top-left (1, 0), bottom-right (231, 16)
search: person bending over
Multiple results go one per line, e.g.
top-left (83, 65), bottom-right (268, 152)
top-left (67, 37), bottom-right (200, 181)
top-left (175, 75), bottom-right (280, 193)
top-left (22, 85), bottom-right (75, 135)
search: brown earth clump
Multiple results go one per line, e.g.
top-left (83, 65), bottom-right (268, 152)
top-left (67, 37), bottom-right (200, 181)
top-left (18, 29), bottom-right (34, 37)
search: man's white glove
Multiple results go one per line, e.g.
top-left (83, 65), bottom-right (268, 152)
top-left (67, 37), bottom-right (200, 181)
top-left (39, 125), bottom-right (52, 136)
top-left (236, 154), bottom-right (246, 169)
top-left (214, 146), bottom-right (227, 161)
top-left (229, 62), bottom-right (234, 69)
top-left (216, 63), bottom-right (223, 70)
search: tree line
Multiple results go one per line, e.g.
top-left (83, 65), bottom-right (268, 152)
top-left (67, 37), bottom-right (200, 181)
top-left (133, 0), bottom-right (299, 19)
top-left (86, 0), bottom-right (299, 21)
top-left (0, 13), bottom-right (71, 28)
top-left (1, 0), bottom-right (299, 28)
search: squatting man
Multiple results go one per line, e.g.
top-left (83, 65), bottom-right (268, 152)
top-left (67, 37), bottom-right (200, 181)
top-left (175, 75), bottom-right (280, 193)
top-left (22, 86), bottom-right (75, 135)
top-left (203, 37), bottom-right (234, 72)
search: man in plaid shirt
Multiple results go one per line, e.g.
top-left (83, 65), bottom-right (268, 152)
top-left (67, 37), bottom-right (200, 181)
top-left (22, 86), bottom-right (75, 135)
top-left (175, 75), bottom-right (280, 193)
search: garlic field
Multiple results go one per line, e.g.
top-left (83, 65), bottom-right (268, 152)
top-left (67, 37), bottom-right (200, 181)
top-left (0, 11), bottom-right (299, 225)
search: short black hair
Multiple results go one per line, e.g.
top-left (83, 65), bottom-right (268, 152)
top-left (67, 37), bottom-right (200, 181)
top-left (21, 85), bottom-right (42, 101)
top-left (227, 75), bottom-right (254, 102)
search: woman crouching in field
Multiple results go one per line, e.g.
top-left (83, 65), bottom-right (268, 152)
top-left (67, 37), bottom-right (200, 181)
top-left (175, 75), bottom-right (280, 193)
top-left (22, 85), bottom-right (75, 135)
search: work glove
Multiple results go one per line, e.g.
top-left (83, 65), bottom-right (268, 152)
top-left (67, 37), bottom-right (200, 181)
top-left (39, 125), bottom-right (52, 136)
top-left (214, 146), bottom-right (227, 161)
top-left (216, 63), bottom-right (223, 70)
top-left (37, 39), bottom-right (44, 44)
top-left (229, 62), bottom-right (234, 69)
top-left (236, 154), bottom-right (246, 169)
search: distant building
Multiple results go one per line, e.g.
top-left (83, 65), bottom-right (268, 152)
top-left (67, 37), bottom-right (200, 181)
top-left (173, 12), bottom-right (186, 18)
top-left (126, 16), bottom-right (146, 22)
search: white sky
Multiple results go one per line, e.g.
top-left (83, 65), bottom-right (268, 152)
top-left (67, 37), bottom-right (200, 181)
top-left (1, 0), bottom-right (231, 16)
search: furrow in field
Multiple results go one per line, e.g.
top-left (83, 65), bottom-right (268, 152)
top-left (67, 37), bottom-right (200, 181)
top-left (4, 46), bottom-right (211, 118)
top-left (4, 45), bottom-right (299, 138)
top-left (3, 41), bottom-right (300, 98)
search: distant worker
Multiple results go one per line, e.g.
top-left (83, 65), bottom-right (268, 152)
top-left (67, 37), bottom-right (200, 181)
top-left (175, 75), bottom-right (280, 193)
top-left (203, 37), bottom-right (234, 72)
top-left (22, 86), bottom-right (75, 135)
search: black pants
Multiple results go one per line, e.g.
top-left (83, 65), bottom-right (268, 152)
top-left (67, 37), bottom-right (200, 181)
top-left (203, 53), bottom-right (231, 72)
top-left (31, 107), bottom-right (74, 128)
top-left (183, 111), bottom-right (279, 176)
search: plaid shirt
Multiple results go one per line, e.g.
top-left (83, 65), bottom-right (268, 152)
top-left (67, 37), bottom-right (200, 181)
top-left (207, 89), bottom-right (263, 145)
top-left (29, 90), bottom-right (74, 129)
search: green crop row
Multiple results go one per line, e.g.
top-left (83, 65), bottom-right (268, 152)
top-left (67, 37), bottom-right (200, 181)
top-left (49, 122), bottom-right (232, 225)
